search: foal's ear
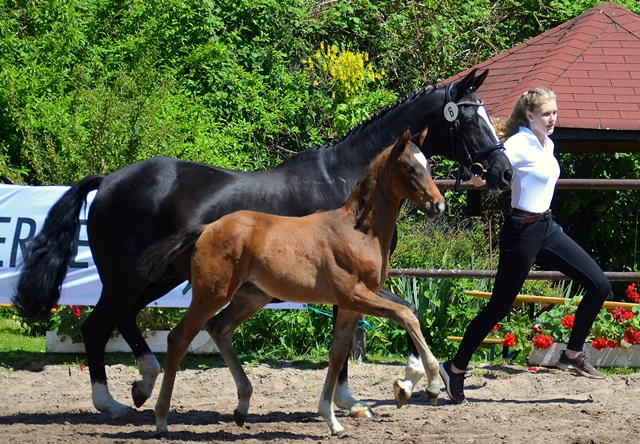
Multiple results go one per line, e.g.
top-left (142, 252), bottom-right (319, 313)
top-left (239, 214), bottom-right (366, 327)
top-left (410, 126), bottom-right (428, 147)
top-left (392, 128), bottom-right (412, 158)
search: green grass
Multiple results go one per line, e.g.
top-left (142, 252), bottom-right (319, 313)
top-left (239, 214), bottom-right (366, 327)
top-left (0, 319), bottom-right (48, 360)
top-left (0, 318), bottom-right (23, 333)
top-left (0, 330), bottom-right (45, 353)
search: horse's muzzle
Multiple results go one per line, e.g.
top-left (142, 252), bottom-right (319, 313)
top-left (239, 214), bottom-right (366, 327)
top-left (486, 161), bottom-right (514, 191)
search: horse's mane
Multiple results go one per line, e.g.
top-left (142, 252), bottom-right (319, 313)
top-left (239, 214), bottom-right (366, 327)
top-left (313, 85), bottom-right (438, 151)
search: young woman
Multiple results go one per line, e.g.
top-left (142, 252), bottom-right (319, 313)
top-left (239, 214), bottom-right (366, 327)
top-left (439, 87), bottom-right (612, 404)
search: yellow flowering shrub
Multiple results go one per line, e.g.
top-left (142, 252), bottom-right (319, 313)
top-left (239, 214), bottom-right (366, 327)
top-left (302, 43), bottom-right (391, 136)
top-left (303, 42), bottom-right (384, 99)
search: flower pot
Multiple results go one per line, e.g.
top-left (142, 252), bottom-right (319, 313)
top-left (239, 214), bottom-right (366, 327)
top-left (528, 342), bottom-right (640, 367)
top-left (45, 330), bottom-right (219, 354)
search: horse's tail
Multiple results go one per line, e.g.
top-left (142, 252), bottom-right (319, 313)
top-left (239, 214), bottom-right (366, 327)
top-left (11, 175), bottom-right (105, 321)
top-left (136, 227), bottom-right (203, 283)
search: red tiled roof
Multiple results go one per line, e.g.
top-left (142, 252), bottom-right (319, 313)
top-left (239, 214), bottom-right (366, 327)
top-left (447, 2), bottom-right (640, 131)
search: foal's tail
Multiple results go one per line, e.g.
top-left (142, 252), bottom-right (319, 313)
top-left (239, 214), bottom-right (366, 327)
top-left (12, 175), bottom-right (105, 321)
top-left (136, 228), bottom-right (203, 283)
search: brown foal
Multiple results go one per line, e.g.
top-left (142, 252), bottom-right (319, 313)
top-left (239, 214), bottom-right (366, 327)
top-left (137, 128), bottom-right (445, 436)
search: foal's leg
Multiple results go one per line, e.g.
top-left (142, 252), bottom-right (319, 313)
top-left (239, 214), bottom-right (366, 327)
top-left (332, 305), bottom-right (374, 418)
top-left (334, 287), bottom-right (426, 413)
top-left (343, 284), bottom-right (440, 407)
top-left (376, 287), bottom-right (428, 407)
top-left (334, 233), bottom-right (400, 417)
top-left (155, 301), bottom-right (222, 436)
top-left (205, 285), bottom-right (272, 427)
top-left (318, 310), bottom-right (362, 436)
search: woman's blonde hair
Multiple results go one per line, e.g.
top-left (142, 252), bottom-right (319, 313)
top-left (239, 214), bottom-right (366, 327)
top-left (493, 87), bottom-right (556, 141)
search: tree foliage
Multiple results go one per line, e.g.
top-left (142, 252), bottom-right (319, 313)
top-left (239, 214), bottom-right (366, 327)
top-left (0, 0), bottom-right (638, 272)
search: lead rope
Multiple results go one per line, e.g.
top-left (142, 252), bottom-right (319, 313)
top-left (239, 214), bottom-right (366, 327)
top-left (306, 304), bottom-right (375, 332)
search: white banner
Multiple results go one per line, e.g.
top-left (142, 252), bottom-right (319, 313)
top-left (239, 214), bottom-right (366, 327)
top-left (0, 185), bottom-right (302, 309)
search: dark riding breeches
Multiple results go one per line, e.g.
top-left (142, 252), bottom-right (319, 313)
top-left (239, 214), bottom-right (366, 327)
top-left (452, 213), bottom-right (611, 371)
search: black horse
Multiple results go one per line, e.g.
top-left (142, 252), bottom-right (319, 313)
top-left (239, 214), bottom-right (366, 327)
top-left (13, 69), bottom-right (513, 419)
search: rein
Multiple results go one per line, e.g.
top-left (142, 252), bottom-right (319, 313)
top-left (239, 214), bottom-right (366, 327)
top-left (444, 82), bottom-right (505, 192)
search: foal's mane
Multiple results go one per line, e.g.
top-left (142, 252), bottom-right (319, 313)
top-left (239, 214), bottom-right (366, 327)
top-left (346, 135), bottom-right (417, 231)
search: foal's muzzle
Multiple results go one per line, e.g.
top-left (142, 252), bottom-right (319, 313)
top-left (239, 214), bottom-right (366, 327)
top-left (423, 198), bottom-right (445, 218)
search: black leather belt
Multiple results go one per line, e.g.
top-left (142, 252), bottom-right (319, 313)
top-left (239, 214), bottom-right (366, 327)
top-left (512, 209), bottom-right (552, 223)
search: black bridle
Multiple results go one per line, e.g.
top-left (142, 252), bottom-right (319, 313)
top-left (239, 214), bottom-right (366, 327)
top-left (444, 82), bottom-right (505, 192)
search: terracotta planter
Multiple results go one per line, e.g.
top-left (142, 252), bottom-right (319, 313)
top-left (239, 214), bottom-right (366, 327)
top-left (45, 330), bottom-right (219, 354)
top-left (528, 342), bottom-right (640, 367)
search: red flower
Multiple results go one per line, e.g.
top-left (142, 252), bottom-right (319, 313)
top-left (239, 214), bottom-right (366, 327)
top-left (591, 338), bottom-right (608, 350)
top-left (71, 306), bottom-right (82, 319)
top-left (532, 334), bottom-right (552, 349)
top-left (561, 314), bottom-right (575, 329)
top-left (533, 325), bottom-right (542, 334)
top-left (502, 332), bottom-right (516, 347)
top-left (80, 362), bottom-right (86, 371)
top-left (626, 283), bottom-right (640, 303)
top-left (611, 307), bottom-right (633, 323)
top-left (606, 340), bottom-right (620, 349)
top-left (624, 327), bottom-right (640, 345)
top-left (490, 323), bottom-right (499, 332)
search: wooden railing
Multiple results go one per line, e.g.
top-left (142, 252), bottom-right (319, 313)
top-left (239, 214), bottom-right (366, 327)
top-left (433, 178), bottom-right (640, 190)
top-left (389, 269), bottom-right (640, 282)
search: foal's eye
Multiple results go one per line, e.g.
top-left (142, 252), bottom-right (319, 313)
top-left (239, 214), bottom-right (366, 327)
top-left (405, 165), bottom-right (416, 175)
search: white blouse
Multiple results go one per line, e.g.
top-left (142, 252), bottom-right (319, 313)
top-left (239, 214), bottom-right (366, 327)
top-left (504, 127), bottom-right (560, 214)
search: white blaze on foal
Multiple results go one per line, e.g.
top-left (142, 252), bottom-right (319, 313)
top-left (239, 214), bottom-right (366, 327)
top-left (413, 152), bottom-right (428, 169)
top-left (414, 151), bottom-right (446, 214)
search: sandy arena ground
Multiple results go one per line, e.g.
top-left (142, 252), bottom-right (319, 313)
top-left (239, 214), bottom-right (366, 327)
top-left (1, 359), bottom-right (639, 443)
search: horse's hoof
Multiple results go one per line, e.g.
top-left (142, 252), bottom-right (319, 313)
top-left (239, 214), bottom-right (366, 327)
top-left (426, 390), bottom-right (439, 405)
top-left (348, 407), bottom-right (374, 419)
top-left (154, 430), bottom-right (169, 438)
top-left (393, 379), bottom-right (411, 409)
top-left (111, 406), bottom-right (134, 420)
top-left (131, 381), bottom-right (150, 408)
top-left (233, 409), bottom-right (247, 426)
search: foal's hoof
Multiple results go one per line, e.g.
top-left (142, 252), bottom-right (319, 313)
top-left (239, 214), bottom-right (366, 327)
top-left (331, 428), bottom-right (346, 437)
top-left (233, 409), bottom-right (247, 426)
top-left (393, 379), bottom-right (411, 409)
top-left (348, 406), bottom-right (374, 419)
top-left (131, 381), bottom-right (150, 408)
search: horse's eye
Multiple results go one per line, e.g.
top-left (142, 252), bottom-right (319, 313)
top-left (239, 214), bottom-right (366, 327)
top-left (405, 165), bottom-right (416, 175)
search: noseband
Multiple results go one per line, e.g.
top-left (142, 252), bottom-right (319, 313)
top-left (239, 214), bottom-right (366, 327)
top-left (444, 82), bottom-right (505, 191)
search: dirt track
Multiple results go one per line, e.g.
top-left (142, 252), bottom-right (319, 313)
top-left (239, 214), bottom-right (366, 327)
top-left (1, 360), bottom-right (639, 443)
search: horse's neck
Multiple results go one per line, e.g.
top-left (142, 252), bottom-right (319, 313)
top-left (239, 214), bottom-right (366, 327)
top-left (276, 88), bottom-right (439, 184)
top-left (326, 89), bottom-right (438, 166)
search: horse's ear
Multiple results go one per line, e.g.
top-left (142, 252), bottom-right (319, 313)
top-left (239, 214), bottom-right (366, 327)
top-left (411, 126), bottom-right (428, 147)
top-left (455, 69), bottom-right (477, 97)
top-left (473, 69), bottom-right (489, 90)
